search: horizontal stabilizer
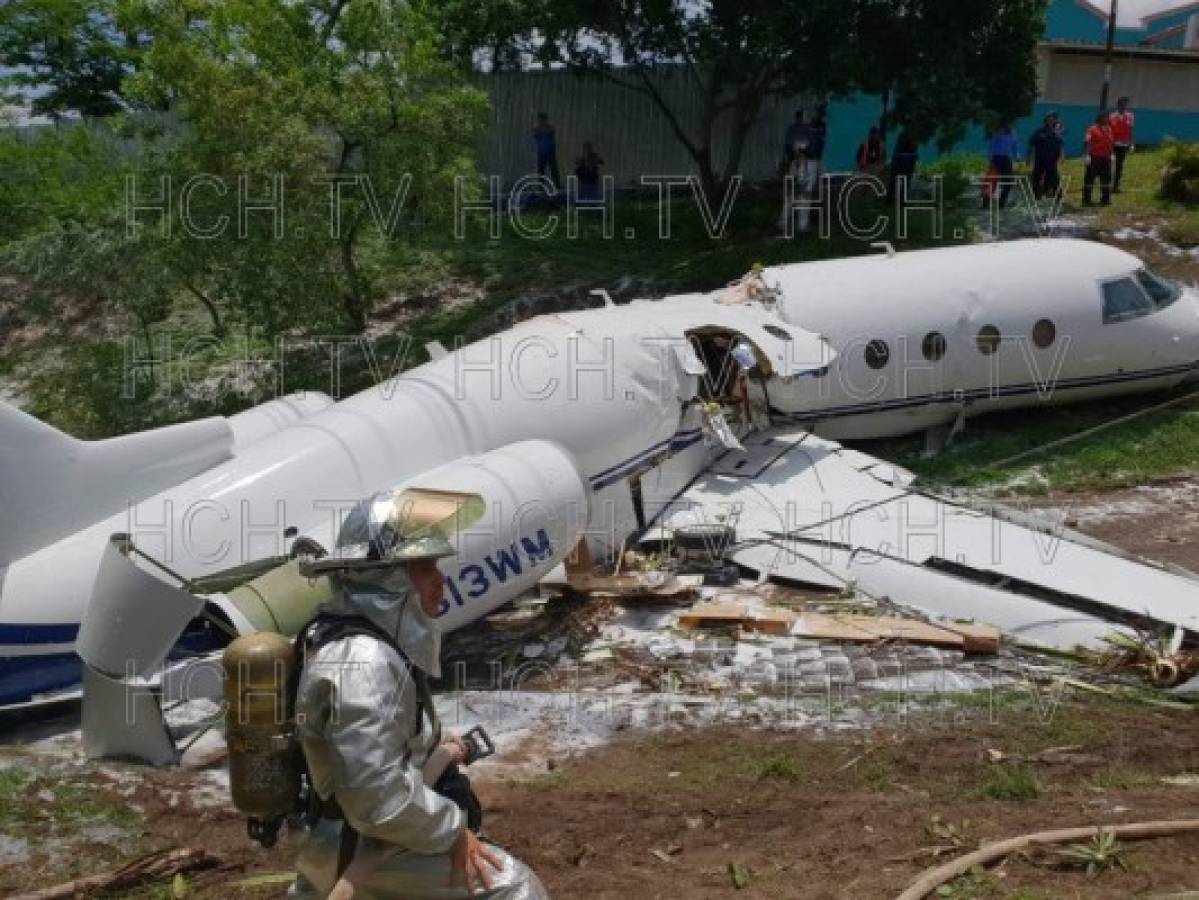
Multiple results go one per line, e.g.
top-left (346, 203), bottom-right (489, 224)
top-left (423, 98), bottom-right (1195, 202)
top-left (0, 401), bottom-right (235, 566)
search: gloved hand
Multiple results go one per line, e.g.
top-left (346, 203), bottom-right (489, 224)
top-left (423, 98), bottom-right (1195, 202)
top-left (450, 829), bottom-right (503, 894)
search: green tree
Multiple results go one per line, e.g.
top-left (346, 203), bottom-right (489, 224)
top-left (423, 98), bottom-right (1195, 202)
top-left (0, 0), bottom-right (141, 119)
top-left (127, 0), bottom-right (487, 332)
top-left (533, 0), bottom-right (853, 198)
top-left (861, 0), bottom-right (1049, 147)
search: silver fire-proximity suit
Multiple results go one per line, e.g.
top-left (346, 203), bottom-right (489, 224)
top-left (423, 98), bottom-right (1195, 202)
top-left (289, 566), bottom-right (549, 899)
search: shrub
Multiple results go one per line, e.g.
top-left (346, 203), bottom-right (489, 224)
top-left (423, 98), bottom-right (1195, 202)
top-left (1159, 141), bottom-right (1199, 205)
top-left (921, 153), bottom-right (989, 202)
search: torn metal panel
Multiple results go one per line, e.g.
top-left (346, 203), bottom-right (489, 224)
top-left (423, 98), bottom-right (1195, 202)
top-left (81, 665), bottom-right (177, 766)
top-left (76, 535), bottom-right (205, 680)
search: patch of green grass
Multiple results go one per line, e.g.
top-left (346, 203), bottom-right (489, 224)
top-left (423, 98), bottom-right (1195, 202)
top-left (1057, 145), bottom-right (1199, 244)
top-left (1090, 768), bottom-right (1155, 790)
top-left (0, 770), bottom-right (140, 836)
top-left (869, 389), bottom-right (1199, 494)
top-left (751, 750), bottom-right (806, 783)
top-left (0, 768), bottom-right (34, 828)
top-left (854, 755), bottom-right (898, 791)
top-left (933, 864), bottom-right (1002, 898)
top-left (972, 763), bottom-right (1041, 802)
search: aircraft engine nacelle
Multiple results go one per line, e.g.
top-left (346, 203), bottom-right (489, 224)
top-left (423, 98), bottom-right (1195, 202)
top-left (209, 439), bottom-right (590, 638)
top-left (412, 439), bottom-right (590, 631)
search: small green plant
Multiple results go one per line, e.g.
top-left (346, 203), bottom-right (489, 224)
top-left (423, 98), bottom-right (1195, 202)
top-left (1057, 828), bottom-right (1128, 876)
top-left (926, 814), bottom-right (970, 848)
top-left (1089, 768), bottom-right (1153, 789)
top-left (751, 751), bottom-right (803, 783)
top-left (974, 763), bottom-right (1040, 802)
top-left (933, 864), bottom-right (998, 898)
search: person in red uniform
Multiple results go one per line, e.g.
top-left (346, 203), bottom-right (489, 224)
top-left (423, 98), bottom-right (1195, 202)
top-left (1083, 112), bottom-right (1115, 207)
top-left (1109, 96), bottom-right (1135, 193)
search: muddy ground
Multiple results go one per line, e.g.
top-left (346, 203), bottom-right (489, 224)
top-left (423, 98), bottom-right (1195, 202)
top-left (4, 690), bottom-right (1199, 899)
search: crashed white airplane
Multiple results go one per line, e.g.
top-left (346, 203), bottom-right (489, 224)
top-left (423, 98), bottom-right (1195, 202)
top-left (1, 237), bottom-right (1198, 719)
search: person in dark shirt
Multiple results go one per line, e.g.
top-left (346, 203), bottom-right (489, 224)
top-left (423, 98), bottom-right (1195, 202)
top-left (889, 132), bottom-right (919, 203)
top-left (574, 142), bottom-right (604, 202)
top-left (783, 110), bottom-right (808, 165)
top-left (531, 112), bottom-right (561, 189)
top-left (1028, 114), bottom-right (1065, 200)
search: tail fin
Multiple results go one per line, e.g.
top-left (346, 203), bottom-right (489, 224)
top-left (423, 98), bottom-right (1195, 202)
top-left (0, 401), bottom-right (235, 566)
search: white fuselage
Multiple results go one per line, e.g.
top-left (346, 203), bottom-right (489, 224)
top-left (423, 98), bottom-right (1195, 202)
top-left (765, 239), bottom-right (1199, 438)
top-left (2, 238), bottom-right (1196, 704)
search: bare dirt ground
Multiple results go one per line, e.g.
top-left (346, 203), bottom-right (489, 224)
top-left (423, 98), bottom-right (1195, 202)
top-left (483, 700), bottom-right (1199, 899)
top-left (1032, 477), bottom-right (1199, 572)
top-left (5, 691), bottom-right (1199, 899)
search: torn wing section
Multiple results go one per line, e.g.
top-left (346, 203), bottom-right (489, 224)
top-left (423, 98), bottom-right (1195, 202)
top-left (660, 428), bottom-right (1199, 654)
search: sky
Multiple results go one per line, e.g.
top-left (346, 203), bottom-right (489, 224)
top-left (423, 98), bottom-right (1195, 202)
top-left (1080, 0), bottom-right (1199, 27)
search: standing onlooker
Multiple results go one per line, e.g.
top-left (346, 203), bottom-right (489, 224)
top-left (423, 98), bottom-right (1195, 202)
top-left (783, 110), bottom-right (808, 165)
top-left (889, 132), bottom-right (919, 203)
top-left (801, 108), bottom-right (827, 184)
top-left (984, 124), bottom-right (1020, 208)
top-left (1083, 111), bottom-right (1115, 207)
top-left (574, 142), bottom-right (604, 202)
top-left (856, 126), bottom-right (885, 176)
top-left (1110, 96), bottom-right (1135, 193)
top-left (1028, 114), bottom-right (1065, 200)
top-left (532, 112), bottom-right (561, 189)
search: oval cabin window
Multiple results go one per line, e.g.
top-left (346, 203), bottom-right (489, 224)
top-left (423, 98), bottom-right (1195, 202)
top-left (922, 331), bottom-right (947, 361)
top-left (976, 325), bottom-right (1001, 355)
top-left (1032, 318), bottom-right (1056, 349)
top-left (864, 339), bottom-right (890, 370)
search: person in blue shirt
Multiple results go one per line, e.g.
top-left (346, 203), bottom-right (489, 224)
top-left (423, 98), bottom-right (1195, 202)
top-left (531, 112), bottom-right (561, 189)
top-left (984, 125), bottom-right (1020, 208)
top-left (1028, 114), bottom-right (1065, 200)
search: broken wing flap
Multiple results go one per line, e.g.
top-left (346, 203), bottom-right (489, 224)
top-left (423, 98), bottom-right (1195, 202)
top-left (921, 556), bottom-right (1192, 648)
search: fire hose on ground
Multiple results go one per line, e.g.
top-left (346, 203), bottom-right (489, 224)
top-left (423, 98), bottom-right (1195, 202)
top-left (895, 819), bottom-right (1199, 900)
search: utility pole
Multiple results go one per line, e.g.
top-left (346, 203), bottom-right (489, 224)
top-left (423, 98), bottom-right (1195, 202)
top-left (1099, 0), bottom-right (1118, 110)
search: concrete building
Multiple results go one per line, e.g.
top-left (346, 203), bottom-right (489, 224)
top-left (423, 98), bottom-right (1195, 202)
top-left (475, 0), bottom-right (1199, 182)
top-left (823, 0), bottom-right (1199, 171)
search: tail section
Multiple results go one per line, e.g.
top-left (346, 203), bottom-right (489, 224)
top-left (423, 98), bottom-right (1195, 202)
top-left (0, 401), bottom-right (235, 566)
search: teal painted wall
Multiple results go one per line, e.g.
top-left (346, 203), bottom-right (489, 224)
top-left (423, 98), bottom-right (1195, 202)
top-left (1044, 0), bottom-right (1110, 43)
top-left (822, 95), bottom-right (1199, 173)
top-left (1043, 0), bottom-right (1198, 47)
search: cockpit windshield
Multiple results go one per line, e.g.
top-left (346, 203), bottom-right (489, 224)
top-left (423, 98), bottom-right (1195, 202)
top-left (1135, 268), bottom-right (1182, 310)
top-left (1102, 268), bottom-right (1183, 324)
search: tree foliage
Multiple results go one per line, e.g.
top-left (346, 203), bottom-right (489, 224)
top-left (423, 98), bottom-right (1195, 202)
top-left (2, 0), bottom-right (487, 340)
top-left (0, 0), bottom-right (141, 118)
top-left (859, 0), bottom-right (1048, 147)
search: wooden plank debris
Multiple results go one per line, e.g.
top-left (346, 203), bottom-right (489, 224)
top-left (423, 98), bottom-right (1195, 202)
top-left (542, 572), bottom-right (703, 599)
top-left (678, 602), bottom-right (798, 635)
